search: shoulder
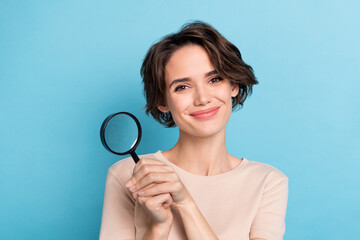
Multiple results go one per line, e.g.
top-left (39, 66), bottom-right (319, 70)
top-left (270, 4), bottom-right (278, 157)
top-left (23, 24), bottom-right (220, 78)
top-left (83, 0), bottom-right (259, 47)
top-left (243, 158), bottom-right (288, 186)
top-left (108, 152), bottom-right (161, 185)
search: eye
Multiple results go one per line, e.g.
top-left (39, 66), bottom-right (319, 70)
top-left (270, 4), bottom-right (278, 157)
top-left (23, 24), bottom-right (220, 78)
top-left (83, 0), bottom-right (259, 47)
top-left (209, 76), bottom-right (223, 84)
top-left (174, 85), bottom-right (189, 92)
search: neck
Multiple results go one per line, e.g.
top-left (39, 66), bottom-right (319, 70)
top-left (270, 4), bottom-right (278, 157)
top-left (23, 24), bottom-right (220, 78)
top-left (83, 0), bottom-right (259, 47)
top-left (163, 128), bottom-right (240, 176)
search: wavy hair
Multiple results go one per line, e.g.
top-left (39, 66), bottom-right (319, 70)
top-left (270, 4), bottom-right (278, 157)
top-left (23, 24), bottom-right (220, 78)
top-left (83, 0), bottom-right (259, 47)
top-left (141, 21), bottom-right (258, 127)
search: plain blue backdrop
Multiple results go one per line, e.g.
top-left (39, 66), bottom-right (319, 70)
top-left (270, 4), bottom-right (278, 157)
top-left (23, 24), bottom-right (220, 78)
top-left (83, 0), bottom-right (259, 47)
top-left (1, 0), bottom-right (359, 239)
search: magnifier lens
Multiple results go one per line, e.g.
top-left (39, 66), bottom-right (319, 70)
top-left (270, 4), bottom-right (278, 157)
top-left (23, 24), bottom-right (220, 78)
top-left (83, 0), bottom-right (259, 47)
top-left (104, 114), bottom-right (139, 154)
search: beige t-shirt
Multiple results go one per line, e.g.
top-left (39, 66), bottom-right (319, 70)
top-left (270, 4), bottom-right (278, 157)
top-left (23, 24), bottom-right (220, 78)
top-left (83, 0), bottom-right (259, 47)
top-left (99, 151), bottom-right (288, 240)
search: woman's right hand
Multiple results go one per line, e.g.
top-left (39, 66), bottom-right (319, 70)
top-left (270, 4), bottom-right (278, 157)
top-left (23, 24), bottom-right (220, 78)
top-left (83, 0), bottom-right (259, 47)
top-left (137, 191), bottom-right (174, 225)
top-left (126, 158), bottom-right (175, 238)
top-left (136, 191), bottom-right (173, 239)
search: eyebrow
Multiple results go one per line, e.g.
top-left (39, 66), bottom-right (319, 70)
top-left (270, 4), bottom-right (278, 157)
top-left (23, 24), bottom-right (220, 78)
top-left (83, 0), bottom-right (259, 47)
top-left (169, 70), bottom-right (218, 88)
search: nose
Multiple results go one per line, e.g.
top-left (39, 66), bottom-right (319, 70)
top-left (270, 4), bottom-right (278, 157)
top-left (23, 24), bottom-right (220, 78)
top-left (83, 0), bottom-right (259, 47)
top-left (193, 85), bottom-right (211, 106)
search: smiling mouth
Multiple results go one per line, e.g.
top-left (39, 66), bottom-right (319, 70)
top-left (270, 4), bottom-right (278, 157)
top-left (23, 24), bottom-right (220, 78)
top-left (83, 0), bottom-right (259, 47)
top-left (189, 107), bottom-right (220, 120)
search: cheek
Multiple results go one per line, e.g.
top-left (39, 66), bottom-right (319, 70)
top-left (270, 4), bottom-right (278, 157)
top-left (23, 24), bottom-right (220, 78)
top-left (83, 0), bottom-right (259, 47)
top-left (217, 85), bottom-right (234, 102)
top-left (167, 95), bottom-right (189, 113)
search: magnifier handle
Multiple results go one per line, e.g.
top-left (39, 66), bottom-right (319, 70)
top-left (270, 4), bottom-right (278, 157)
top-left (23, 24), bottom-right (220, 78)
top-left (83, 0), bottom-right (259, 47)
top-left (130, 151), bottom-right (140, 163)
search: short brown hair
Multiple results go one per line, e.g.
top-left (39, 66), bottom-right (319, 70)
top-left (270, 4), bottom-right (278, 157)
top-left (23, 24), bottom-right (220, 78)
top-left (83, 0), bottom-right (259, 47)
top-left (141, 21), bottom-right (258, 127)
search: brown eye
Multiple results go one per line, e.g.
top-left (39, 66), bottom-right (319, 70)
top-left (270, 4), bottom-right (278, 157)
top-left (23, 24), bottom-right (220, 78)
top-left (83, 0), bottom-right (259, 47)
top-left (174, 85), bottom-right (188, 92)
top-left (209, 77), bottom-right (223, 83)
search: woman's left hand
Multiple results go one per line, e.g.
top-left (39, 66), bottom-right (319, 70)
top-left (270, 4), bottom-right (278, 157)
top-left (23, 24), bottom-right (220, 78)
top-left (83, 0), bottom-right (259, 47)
top-left (125, 157), bottom-right (192, 208)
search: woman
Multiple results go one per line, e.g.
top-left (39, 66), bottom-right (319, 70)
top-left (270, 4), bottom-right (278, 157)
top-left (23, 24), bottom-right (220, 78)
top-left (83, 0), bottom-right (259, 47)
top-left (100, 21), bottom-right (288, 240)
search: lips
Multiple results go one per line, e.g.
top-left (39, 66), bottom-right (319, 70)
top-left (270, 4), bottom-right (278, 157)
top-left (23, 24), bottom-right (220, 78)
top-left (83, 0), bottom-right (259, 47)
top-left (189, 107), bottom-right (220, 120)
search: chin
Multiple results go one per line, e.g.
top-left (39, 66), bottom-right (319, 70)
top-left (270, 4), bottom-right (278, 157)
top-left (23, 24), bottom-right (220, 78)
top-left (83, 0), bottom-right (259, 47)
top-left (180, 121), bottom-right (228, 138)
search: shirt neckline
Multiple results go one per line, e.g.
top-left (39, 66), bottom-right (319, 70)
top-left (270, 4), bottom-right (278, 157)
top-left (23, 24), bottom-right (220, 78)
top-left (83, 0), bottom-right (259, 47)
top-left (154, 150), bottom-right (248, 180)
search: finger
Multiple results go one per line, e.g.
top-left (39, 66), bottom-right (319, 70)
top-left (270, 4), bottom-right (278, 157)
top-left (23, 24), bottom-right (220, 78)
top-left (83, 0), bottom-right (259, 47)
top-left (128, 172), bottom-right (179, 193)
top-left (138, 193), bottom-right (172, 211)
top-left (132, 183), bottom-right (156, 199)
top-left (162, 195), bottom-right (173, 208)
top-left (132, 157), bottom-right (167, 176)
top-left (136, 182), bottom-right (182, 197)
top-left (126, 164), bottom-right (174, 187)
top-left (162, 201), bottom-right (172, 208)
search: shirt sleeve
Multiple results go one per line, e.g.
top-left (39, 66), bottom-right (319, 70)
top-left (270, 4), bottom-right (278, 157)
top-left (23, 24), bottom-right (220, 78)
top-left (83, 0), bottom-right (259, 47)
top-left (99, 168), bottom-right (135, 240)
top-left (250, 170), bottom-right (289, 240)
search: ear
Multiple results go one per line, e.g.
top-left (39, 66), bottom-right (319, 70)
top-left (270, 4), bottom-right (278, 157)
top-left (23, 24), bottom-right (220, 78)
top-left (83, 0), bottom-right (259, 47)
top-left (157, 104), bottom-right (169, 113)
top-left (231, 83), bottom-right (239, 97)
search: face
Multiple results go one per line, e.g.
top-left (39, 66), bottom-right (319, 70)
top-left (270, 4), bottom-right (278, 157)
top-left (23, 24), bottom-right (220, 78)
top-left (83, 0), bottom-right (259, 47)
top-left (158, 44), bottom-right (239, 137)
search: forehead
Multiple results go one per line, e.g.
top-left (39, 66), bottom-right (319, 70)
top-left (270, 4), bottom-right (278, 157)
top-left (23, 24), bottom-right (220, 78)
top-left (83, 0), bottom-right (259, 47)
top-left (164, 45), bottom-right (214, 83)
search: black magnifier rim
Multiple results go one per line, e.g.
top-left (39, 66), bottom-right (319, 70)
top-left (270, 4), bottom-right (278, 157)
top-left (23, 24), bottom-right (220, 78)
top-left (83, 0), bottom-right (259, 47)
top-left (100, 112), bottom-right (142, 155)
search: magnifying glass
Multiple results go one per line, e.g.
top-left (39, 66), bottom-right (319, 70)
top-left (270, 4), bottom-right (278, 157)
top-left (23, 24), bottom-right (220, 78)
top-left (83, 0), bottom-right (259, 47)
top-left (100, 112), bottom-right (142, 163)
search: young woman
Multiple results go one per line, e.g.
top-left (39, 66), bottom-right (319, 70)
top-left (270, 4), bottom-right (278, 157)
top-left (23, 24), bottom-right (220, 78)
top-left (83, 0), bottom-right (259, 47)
top-left (100, 21), bottom-right (288, 240)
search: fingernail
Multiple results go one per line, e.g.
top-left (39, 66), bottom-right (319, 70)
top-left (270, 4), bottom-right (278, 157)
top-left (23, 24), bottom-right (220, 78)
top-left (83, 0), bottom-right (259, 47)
top-left (126, 178), bottom-right (135, 187)
top-left (130, 186), bottom-right (136, 191)
top-left (125, 180), bottom-right (132, 187)
top-left (138, 191), bottom-right (144, 196)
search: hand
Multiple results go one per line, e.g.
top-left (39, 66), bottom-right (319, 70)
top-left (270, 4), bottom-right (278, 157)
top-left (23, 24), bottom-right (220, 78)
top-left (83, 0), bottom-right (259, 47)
top-left (126, 157), bottom-right (192, 216)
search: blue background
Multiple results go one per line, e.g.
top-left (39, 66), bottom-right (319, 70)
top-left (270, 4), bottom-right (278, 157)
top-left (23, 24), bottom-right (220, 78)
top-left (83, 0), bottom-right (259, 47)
top-left (1, 1), bottom-right (359, 239)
